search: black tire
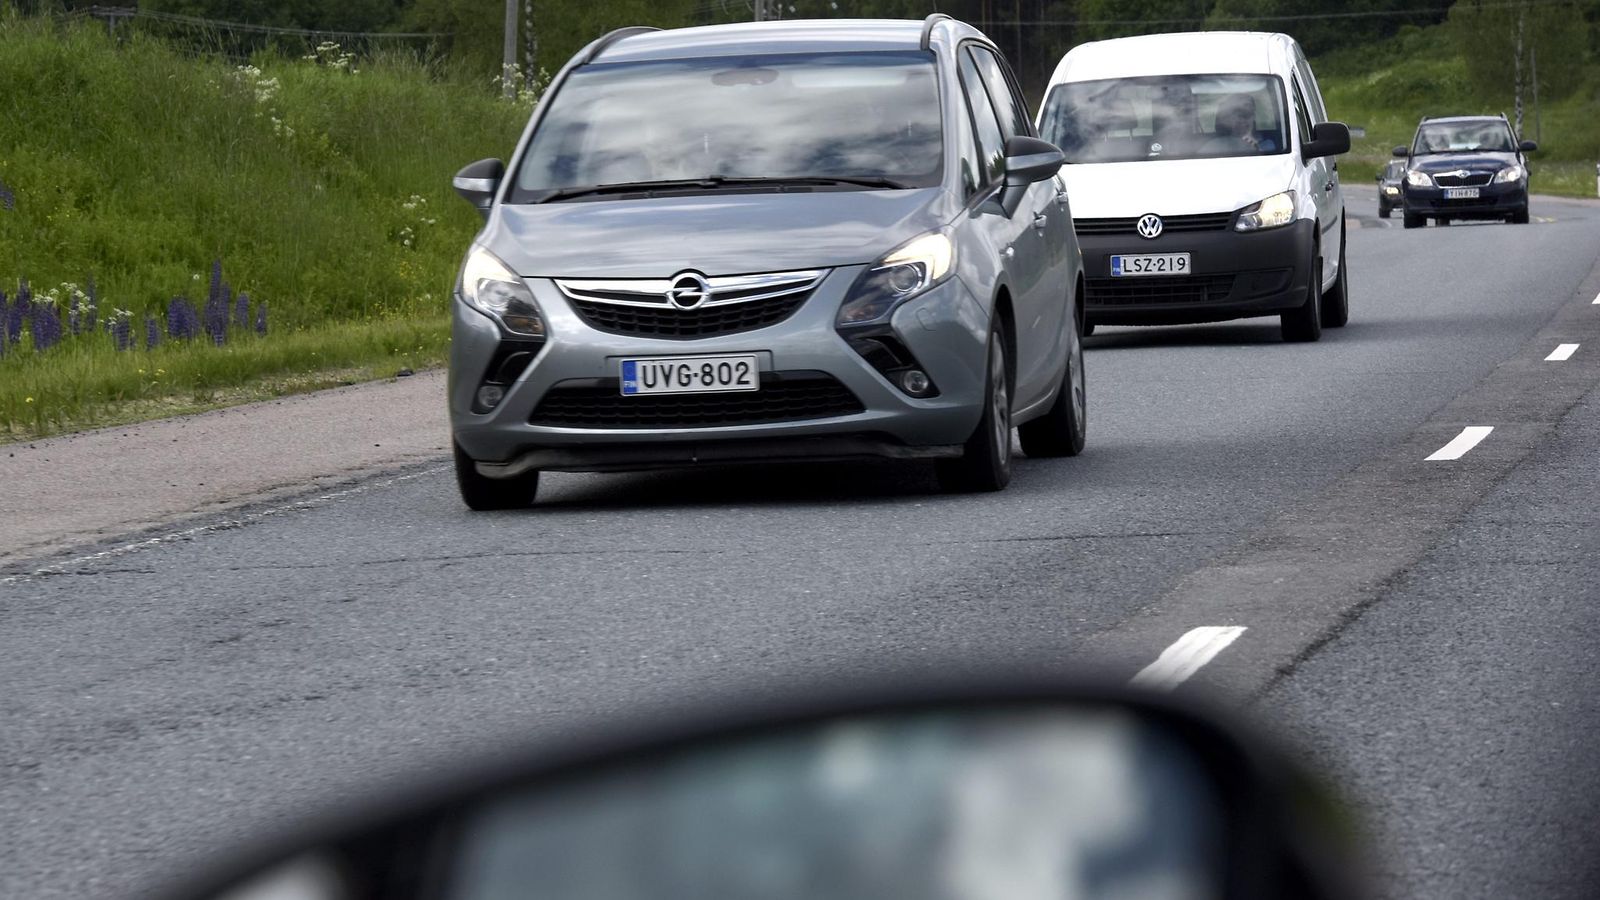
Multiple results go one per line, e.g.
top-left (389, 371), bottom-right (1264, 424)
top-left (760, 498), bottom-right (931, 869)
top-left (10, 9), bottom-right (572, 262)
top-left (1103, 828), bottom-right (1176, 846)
top-left (454, 441), bottom-right (538, 510)
top-left (937, 329), bottom-right (1012, 493)
top-left (1281, 255), bottom-right (1323, 343)
top-left (1378, 204), bottom-right (1391, 220)
top-left (1019, 300), bottom-right (1087, 458)
top-left (1403, 211), bottom-right (1424, 229)
top-left (1320, 221), bottom-right (1349, 329)
top-left (1512, 206), bottom-right (1530, 224)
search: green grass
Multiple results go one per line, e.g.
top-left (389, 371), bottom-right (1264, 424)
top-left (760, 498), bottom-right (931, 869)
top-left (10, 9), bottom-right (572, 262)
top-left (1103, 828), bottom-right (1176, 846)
top-left (0, 11), bottom-right (528, 441)
top-left (1314, 23), bottom-right (1600, 195)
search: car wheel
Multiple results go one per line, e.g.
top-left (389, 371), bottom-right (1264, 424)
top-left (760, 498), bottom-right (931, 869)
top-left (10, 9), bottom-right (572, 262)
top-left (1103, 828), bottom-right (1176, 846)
top-left (937, 329), bottom-right (1012, 493)
top-left (1019, 303), bottom-right (1087, 458)
top-left (1512, 207), bottom-right (1530, 224)
top-left (1403, 211), bottom-right (1424, 229)
top-left (1281, 254), bottom-right (1323, 343)
top-left (1320, 221), bottom-right (1349, 329)
top-left (454, 441), bottom-right (539, 510)
top-left (1378, 204), bottom-right (1391, 219)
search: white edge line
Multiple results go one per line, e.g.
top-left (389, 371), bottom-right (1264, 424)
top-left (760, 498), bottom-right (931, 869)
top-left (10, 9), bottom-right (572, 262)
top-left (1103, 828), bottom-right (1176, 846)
top-left (1, 465), bottom-right (449, 585)
top-left (1592, 292), bottom-right (1600, 305)
top-left (1545, 343), bottom-right (1579, 362)
top-left (1130, 626), bottom-right (1248, 691)
top-left (1425, 426), bottom-right (1494, 462)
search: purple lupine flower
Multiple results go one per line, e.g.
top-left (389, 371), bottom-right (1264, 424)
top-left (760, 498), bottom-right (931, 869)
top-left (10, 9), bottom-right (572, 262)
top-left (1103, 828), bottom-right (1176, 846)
top-left (167, 296), bottom-right (201, 341)
top-left (207, 259), bottom-right (223, 308)
top-left (254, 299), bottom-right (268, 336)
top-left (68, 300), bottom-right (81, 336)
top-left (145, 314), bottom-right (161, 350)
top-left (4, 284), bottom-right (24, 346)
top-left (0, 290), bottom-right (8, 356)
top-left (234, 291), bottom-right (250, 331)
top-left (30, 299), bottom-right (62, 352)
top-left (84, 275), bottom-right (98, 331)
top-left (203, 284), bottom-right (229, 346)
top-left (0, 179), bottom-right (14, 212)
top-left (111, 314), bottom-right (133, 351)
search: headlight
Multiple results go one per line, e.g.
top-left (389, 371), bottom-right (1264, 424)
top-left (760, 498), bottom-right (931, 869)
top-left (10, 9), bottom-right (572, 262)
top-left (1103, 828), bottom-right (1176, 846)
top-left (1405, 170), bottom-right (1433, 188)
top-left (1234, 191), bottom-right (1296, 232)
top-left (1493, 165), bottom-right (1526, 184)
top-left (836, 229), bottom-right (956, 327)
top-left (460, 247), bottom-right (545, 337)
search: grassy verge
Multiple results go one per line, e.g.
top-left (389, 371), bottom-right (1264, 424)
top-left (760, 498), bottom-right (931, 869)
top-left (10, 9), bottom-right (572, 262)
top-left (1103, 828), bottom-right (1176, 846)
top-left (0, 12), bottom-right (526, 441)
top-left (1314, 23), bottom-right (1600, 197)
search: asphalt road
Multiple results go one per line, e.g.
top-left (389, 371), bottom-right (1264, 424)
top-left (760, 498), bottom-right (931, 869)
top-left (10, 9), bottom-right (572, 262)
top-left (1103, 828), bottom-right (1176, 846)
top-left (4, 186), bottom-right (1600, 898)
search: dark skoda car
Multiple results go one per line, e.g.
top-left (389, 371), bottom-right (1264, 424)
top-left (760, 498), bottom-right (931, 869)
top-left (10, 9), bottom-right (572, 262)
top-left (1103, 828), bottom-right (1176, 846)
top-left (1395, 114), bottom-right (1535, 228)
top-left (447, 16), bottom-right (1086, 509)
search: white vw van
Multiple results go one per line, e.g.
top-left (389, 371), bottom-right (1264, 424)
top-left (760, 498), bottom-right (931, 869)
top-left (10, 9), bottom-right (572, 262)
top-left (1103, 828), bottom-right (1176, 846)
top-left (1037, 32), bottom-right (1350, 341)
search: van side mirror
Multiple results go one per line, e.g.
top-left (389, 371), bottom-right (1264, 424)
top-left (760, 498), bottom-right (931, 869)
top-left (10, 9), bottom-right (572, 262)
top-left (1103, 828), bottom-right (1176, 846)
top-left (1519, 139), bottom-right (1538, 153)
top-left (1391, 145), bottom-right (1409, 158)
top-left (453, 158), bottom-right (505, 218)
top-left (1301, 122), bottom-right (1350, 161)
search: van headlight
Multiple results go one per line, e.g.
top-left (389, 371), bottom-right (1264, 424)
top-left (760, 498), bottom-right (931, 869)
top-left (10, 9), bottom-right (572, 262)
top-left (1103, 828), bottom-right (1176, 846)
top-left (460, 247), bottom-right (545, 337)
top-left (1493, 165), bottom-right (1525, 184)
top-left (1234, 191), bottom-right (1296, 232)
top-left (1405, 170), bottom-right (1434, 188)
top-left (836, 229), bottom-right (956, 327)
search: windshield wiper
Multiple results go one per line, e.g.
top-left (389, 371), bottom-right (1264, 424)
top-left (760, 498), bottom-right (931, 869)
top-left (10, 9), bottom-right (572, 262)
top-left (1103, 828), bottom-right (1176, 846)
top-left (535, 175), bottom-right (911, 203)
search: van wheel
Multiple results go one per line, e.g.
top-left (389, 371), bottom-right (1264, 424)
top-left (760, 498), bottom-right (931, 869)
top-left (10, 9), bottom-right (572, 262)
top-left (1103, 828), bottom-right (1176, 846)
top-left (1403, 211), bottom-right (1424, 229)
top-left (938, 330), bottom-right (1011, 493)
top-left (1281, 256), bottom-right (1323, 343)
top-left (455, 442), bottom-right (539, 510)
top-left (1320, 222), bottom-right (1349, 329)
top-left (1019, 305), bottom-right (1087, 458)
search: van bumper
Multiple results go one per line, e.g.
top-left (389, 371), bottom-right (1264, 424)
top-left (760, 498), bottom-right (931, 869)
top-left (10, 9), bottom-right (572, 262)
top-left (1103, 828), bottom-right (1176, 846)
top-left (1077, 218), bottom-right (1315, 326)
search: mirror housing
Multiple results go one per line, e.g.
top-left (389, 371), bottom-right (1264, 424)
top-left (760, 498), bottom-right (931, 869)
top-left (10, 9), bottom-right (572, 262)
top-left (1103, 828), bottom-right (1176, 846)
top-left (453, 158), bottom-right (505, 218)
top-left (1519, 139), bottom-right (1538, 153)
top-left (1301, 122), bottom-right (1351, 161)
top-left (1002, 135), bottom-right (1066, 186)
top-left (1392, 145), bottom-right (1410, 158)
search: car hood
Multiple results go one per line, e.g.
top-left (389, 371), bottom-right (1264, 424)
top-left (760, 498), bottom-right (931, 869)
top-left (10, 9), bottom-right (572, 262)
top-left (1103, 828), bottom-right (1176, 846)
top-left (1059, 155), bottom-right (1298, 218)
top-left (485, 189), bottom-right (948, 278)
top-left (1407, 152), bottom-right (1518, 174)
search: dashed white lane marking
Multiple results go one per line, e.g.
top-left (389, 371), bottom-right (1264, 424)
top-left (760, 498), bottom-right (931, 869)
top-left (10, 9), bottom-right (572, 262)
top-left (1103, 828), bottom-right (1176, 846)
top-left (1593, 292), bottom-right (1600, 305)
top-left (1130, 626), bottom-right (1247, 690)
top-left (1426, 426), bottom-right (1494, 461)
top-left (1546, 343), bottom-right (1580, 361)
top-left (1, 465), bottom-right (448, 586)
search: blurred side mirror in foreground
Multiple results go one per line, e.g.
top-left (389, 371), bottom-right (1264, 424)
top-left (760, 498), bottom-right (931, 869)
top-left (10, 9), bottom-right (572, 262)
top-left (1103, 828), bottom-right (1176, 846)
top-left (173, 678), bottom-right (1367, 900)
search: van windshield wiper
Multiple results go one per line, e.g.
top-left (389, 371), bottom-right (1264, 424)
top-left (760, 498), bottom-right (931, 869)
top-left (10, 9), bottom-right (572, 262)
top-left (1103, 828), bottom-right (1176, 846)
top-left (535, 175), bottom-right (911, 203)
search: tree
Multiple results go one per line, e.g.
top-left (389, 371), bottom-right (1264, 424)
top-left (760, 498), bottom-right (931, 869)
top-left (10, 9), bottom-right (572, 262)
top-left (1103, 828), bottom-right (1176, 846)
top-left (1450, 0), bottom-right (1587, 132)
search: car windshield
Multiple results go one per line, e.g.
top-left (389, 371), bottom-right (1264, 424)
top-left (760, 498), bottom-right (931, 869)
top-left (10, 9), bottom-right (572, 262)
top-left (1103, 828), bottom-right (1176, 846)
top-left (1038, 74), bottom-right (1289, 164)
top-left (512, 51), bottom-right (943, 200)
top-left (1412, 120), bottom-right (1515, 154)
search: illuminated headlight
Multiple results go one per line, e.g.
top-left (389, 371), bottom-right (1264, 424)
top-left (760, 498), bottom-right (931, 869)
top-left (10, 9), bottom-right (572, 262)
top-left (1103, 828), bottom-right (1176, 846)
top-left (1383, 185), bottom-right (1401, 195)
top-left (1493, 165), bottom-right (1526, 184)
top-left (1405, 170), bottom-right (1434, 188)
top-left (1234, 191), bottom-right (1296, 232)
top-left (836, 229), bottom-right (956, 327)
top-left (460, 247), bottom-right (545, 337)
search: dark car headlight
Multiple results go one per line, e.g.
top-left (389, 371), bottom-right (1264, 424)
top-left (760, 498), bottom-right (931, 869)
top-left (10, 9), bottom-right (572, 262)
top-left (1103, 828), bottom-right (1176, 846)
top-left (836, 229), bottom-right (956, 327)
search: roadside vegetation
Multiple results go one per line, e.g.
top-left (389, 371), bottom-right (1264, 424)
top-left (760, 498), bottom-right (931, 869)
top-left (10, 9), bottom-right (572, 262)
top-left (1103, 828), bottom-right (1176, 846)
top-left (0, 11), bottom-right (527, 440)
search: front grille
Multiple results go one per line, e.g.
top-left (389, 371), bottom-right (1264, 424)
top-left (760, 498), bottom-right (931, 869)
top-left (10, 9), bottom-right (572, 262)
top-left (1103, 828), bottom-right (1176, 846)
top-left (531, 373), bottom-right (863, 429)
top-left (1074, 212), bottom-right (1234, 236)
top-left (1433, 172), bottom-right (1493, 187)
top-left (555, 270), bottom-right (824, 339)
top-left (1086, 274), bottom-right (1237, 306)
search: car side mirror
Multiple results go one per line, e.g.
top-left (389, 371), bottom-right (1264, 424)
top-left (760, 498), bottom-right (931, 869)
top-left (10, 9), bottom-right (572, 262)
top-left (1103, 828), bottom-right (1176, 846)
top-left (1392, 145), bottom-right (1409, 158)
top-left (1301, 122), bottom-right (1350, 161)
top-left (1002, 135), bottom-right (1066, 186)
top-left (1519, 139), bottom-right (1538, 153)
top-left (453, 158), bottom-right (505, 218)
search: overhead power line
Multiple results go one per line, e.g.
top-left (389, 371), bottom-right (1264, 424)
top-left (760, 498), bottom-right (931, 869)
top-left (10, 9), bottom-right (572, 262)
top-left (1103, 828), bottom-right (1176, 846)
top-left (70, 6), bottom-right (449, 41)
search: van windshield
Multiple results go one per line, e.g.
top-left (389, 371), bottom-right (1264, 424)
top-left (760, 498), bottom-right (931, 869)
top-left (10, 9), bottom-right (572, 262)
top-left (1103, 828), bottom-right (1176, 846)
top-left (1038, 74), bottom-right (1290, 164)
top-left (512, 52), bottom-right (943, 201)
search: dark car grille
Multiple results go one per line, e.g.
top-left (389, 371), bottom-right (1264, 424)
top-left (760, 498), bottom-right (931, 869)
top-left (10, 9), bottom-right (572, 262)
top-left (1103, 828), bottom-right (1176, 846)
top-left (555, 270), bottom-right (824, 340)
top-left (1074, 212), bottom-right (1234, 236)
top-left (1433, 172), bottom-right (1494, 187)
top-left (1086, 275), bottom-right (1237, 306)
top-left (568, 296), bottom-right (807, 339)
top-left (531, 373), bottom-right (863, 429)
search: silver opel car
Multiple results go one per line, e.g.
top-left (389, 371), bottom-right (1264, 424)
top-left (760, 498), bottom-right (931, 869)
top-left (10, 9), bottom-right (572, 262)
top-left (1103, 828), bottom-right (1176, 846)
top-left (448, 15), bottom-right (1087, 509)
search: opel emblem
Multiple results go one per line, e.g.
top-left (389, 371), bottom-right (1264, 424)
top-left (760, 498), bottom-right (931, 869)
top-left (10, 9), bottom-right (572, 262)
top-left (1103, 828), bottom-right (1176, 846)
top-left (1136, 214), bottom-right (1164, 240)
top-left (667, 272), bottom-right (711, 310)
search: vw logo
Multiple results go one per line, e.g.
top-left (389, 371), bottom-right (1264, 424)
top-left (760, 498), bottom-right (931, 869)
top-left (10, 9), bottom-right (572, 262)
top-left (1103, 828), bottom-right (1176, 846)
top-left (1136, 214), bottom-right (1164, 240)
top-left (667, 272), bottom-right (711, 310)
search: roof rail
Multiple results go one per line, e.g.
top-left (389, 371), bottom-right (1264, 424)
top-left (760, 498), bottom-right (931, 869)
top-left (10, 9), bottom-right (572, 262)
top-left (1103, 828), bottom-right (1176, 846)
top-left (582, 25), bottom-right (660, 64)
top-left (920, 13), bottom-right (952, 51)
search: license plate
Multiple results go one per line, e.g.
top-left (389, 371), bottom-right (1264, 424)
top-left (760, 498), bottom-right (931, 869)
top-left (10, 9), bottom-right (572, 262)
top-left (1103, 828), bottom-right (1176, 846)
top-left (1444, 187), bottom-right (1481, 199)
top-left (1110, 253), bottom-right (1191, 277)
top-left (620, 354), bottom-right (759, 396)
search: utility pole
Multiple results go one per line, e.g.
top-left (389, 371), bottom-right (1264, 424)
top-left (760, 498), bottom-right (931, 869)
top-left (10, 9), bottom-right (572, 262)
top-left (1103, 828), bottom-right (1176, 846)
top-left (754, 0), bottom-right (768, 21)
top-left (1532, 47), bottom-right (1541, 143)
top-left (1512, 3), bottom-right (1525, 138)
top-left (503, 0), bottom-right (518, 99)
top-left (523, 0), bottom-right (537, 92)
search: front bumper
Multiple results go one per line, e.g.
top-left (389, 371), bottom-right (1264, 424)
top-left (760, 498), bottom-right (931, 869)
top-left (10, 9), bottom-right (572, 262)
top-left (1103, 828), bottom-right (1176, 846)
top-left (1077, 217), bottom-right (1315, 326)
top-left (448, 267), bottom-right (991, 474)
top-left (1403, 181), bottom-right (1527, 218)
